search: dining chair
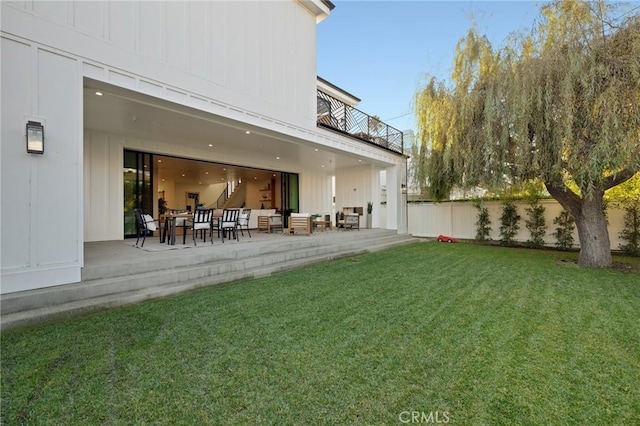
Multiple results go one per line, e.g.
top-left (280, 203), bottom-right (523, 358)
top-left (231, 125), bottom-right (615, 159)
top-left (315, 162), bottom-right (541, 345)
top-left (184, 208), bottom-right (214, 245)
top-left (219, 209), bottom-right (240, 243)
top-left (238, 208), bottom-right (252, 238)
top-left (134, 208), bottom-right (158, 247)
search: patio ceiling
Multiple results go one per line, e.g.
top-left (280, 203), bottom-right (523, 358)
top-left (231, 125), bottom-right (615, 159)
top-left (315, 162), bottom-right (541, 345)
top-left (83, 79), bottom-right (374, 185)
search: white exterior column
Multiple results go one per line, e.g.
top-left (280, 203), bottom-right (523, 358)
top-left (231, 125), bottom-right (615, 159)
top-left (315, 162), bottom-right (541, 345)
top-left (385, 162), bottom-right (408, 233)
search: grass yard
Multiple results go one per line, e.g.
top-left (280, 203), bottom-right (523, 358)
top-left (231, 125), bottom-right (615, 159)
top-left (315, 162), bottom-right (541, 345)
top-left (2, 242), bottom-right (639, 425)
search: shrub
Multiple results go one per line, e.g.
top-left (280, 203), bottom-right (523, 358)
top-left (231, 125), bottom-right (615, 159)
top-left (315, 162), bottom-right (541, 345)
top-left (474, 201), bottom-right (492, 241)
top-left (553, 210), bottom-right (575, 250)
top-left (525, 200), bottom-right (547, 248)
top-left (619, 198), bottom-right (640, 256)
top-left (499, 201), bottom-right (521, 245)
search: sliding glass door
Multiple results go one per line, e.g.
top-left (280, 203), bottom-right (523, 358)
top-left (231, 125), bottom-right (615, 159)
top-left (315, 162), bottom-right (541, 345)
top-left (280, 172), bottom-right (299, 227)
top-left (123, 150), bottom-right (153, 237)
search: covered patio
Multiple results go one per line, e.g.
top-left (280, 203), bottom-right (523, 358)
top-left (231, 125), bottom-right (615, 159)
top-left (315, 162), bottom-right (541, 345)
top-left (83, 78), bottom-right (404, 245)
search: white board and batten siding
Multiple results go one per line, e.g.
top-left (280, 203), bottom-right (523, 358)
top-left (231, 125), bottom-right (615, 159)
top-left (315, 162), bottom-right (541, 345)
top-left (2, 1), bottom-right (321, 128)
top-left (0, 0), bottom-right (329, 293)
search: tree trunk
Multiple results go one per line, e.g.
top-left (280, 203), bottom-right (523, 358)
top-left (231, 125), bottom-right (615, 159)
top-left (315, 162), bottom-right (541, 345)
top-left (574, 196), bottom-right (612, 267)
top-left (545, 184), bottom-right (612, 268)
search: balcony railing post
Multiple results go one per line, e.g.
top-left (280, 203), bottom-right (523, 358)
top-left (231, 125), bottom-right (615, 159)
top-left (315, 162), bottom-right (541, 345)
top-left (343, 107), bottom-right (347, 132)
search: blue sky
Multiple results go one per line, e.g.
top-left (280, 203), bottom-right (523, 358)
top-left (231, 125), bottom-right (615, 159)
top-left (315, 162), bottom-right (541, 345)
top-left (317, 1), bottom-right (549, 133)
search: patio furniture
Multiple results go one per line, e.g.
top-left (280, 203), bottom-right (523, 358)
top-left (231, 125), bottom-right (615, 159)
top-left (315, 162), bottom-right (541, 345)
top-left (312, 214), bottom-right (332, 232)
top-left (218, 208), bottom-right (240, 243)
top-left (134, 208), bottom-right (158, 247)
top-left (238, 208), bottom-right (252, 238)
top-left (184, 208), bottom-right (214, 245)
top-left (258, 214), bottom-right (283, 234)
top-left (161, 209), bottom-right (188, 244)
top-left (338, 213), bottom-right (360, 231)
top-left (163, 211), bottom-right (192, 245)
top-left (288, 213), bottom-right (311, 235)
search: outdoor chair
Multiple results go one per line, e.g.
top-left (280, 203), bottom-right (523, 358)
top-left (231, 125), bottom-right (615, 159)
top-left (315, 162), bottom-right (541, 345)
top-left (238, 208), bottom-right (252, 238)
top-left (339, 213), bottom-right (360, 231)
top-left (218, 208), bottom-right (240, 243)
top-left (134, 208), bottom-right (158, 247)
top-left (184, 208), bottom-right (213, 245)
top-left (268, 215), bottom-right (283, 233)
top-left (257, 214), bottom-right (283, 233)
top-left (288, 213), bottom-right (311, 235)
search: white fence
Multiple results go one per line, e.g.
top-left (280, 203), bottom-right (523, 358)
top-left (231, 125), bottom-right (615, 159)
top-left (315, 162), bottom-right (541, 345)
top-left (405, 199), bottom-right (628, 250)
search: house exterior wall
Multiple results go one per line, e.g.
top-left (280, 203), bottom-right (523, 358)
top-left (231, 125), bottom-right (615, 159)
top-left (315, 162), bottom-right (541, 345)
top-left (299, 169), bottom-right (333, 216)
top-left (1, 37), bottom-right (84, 293)
top-left (335, 165), bottom-right (377, 229)
top-left (2, 1), bottom-right (323, 129)
top-left (83, 131), bottom-right (123, 242)
top-left (1, 0), bottom-right (407, 294)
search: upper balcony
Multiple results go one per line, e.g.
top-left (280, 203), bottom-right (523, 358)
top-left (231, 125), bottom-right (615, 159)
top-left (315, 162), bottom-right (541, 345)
top-left (316, 89), bottom-right (404, 155)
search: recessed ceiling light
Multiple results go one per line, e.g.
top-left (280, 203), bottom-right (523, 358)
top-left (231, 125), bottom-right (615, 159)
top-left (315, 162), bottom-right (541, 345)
top-left (273, 174), bottom-right (276, 177)
top-left (322, 165), bottom-right (325, 168)
top-left (221, 178), bottom-right (224, 181)
top-left (95, 91), bottom-right (103, 96)
top-left (157, 159), bottom-right (162, 163)
top-left (254, 177), bottom-right (257, 179)
top-left (358, 159), bottom-right (362, 162)
top-left (208, 144), bottom-right (213, 147)
top-left (182, 173), bottom-right (185, 177)
top-left (162, 179), bottom-right (165, 182)
top-left (205, 171), bottom-right (209, 175)
top-left (245, 131), bottom-right (251, 134)
top-left (315, 148), bottom-right (318, 152)
top-left (199, 182), bottom-right (202, 184)
top-left (222, 168), bottom-right (226, 171)
top-left (276, 156), bottom-right (280, 160)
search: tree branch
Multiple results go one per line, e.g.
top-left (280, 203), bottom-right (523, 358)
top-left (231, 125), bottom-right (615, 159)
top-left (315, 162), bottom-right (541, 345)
top-left (544, 180), bottom-right (582, 217)
top-left (603, 168), bottom-right (638, 191)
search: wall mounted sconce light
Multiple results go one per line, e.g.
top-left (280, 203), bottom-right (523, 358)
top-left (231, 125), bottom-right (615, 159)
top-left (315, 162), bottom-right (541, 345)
top-left (26, 121), bottom-right (44, 154)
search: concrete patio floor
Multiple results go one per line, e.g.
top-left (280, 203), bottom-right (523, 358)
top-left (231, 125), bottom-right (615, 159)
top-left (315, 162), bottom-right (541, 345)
top-left (2, 228), bottom-right (417, 330)
top-left (82, 227), bottom-right (398, 279)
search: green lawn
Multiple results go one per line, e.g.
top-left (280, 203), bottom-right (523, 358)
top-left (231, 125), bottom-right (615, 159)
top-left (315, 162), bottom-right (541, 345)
top-left (2, 242), bottom-right (639, 425)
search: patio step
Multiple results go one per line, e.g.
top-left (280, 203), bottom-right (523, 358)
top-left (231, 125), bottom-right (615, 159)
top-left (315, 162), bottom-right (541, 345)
top-left (1, 230), bottom-right (416, 331)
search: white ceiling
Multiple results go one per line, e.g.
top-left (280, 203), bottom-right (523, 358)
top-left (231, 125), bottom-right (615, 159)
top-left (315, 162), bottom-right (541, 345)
top-left (83, 79), bottom-right (371, 185)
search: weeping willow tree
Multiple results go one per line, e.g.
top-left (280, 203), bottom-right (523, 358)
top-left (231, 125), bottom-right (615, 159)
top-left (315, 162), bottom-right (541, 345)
top-left (415, 0), bottom-right (640, 267)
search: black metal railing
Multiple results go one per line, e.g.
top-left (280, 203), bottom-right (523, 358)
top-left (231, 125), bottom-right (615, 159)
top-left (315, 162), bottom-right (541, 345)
top-left (316, 90), bottom-right (404, 155)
